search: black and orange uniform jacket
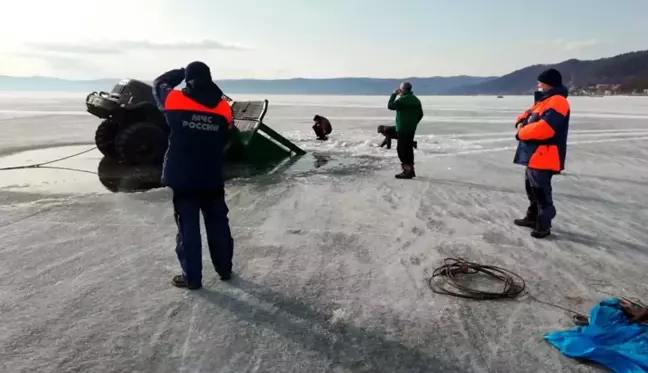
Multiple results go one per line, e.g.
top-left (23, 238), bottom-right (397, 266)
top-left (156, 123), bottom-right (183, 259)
top-left (514, 86), bottom-right (570, 173)
top-left (152, 68), bottom-right (233, 191)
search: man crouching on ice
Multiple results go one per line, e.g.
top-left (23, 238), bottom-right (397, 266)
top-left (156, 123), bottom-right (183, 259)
top-left (513, 68), bottom-right (570, 239)
top-left (153, 61), bottom-right (235, 289)
top-left (377, 125), bottom-right (417, 150)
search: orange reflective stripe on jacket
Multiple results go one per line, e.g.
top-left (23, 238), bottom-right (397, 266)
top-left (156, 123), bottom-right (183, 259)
top-left (164, 90), bottom-right (233, 123)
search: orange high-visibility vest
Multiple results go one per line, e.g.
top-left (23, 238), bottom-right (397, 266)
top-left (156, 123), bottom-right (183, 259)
top-left (164, 90), bottom-right (233, 124)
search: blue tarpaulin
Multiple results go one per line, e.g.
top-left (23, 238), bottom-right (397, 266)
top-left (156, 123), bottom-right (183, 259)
top-left (545, 298), bottom-right (648, 373)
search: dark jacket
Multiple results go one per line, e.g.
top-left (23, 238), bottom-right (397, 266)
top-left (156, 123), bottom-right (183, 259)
top-left (315, 116), bottom-right (332, 135)
top-left (387, 92), bottom-right (424, 133)
top-left (153, 67), bottom-right (231, 191)
top-left (378, 125), bottom-right (397, 149)
top-left (513, 86), bottom-right (570, 173)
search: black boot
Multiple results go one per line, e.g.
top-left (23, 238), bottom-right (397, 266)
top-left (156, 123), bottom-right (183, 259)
top-left (531, 186), bottom-right (555, 239)
top-left (395, 163), bottom-right (404, 178)
top-left (219, 271), bottom-right (232, 281)
top-left (513, 217), bottom-right (536, 228)
top-left (514, 204), bottom-right (538, 228)
top-left (531, 223), bottom-right (551, 239)
top-left (171, 275), bottom-right (202, 290)
top-left (395, 164), bottom-right (415, 179)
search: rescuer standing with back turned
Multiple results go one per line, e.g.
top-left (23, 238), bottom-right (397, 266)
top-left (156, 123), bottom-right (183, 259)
top-left (153, 61), bottom-right (235, 289)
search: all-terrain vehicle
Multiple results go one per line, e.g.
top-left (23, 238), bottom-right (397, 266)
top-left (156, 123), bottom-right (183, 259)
top-left (86, 79), bottom-right (169, 165)
top-left (85, 79), bottom-right (305, 166)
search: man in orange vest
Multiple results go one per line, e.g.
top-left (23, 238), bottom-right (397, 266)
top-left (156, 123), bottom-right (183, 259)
top-left (153, 61), bottom-right (234, 289)
top-left (513, 68), bottom-right (570, 238)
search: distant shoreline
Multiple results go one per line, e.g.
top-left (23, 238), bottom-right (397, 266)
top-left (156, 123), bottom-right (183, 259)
top-left (1, 90), bottom-right (646, 98)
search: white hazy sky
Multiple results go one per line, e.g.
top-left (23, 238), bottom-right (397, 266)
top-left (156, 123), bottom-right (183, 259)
top-left (1, 0), bottom-right (647, 80)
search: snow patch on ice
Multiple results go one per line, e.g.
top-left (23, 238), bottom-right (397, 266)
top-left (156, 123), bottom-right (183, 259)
top-left (330, 308), bottom-right (349, 324)
top-left (284, 130), bottom-right (486, 158)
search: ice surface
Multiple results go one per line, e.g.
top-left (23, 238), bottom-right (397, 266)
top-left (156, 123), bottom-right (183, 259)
top-left (1, 94), bottom-right (648, 373)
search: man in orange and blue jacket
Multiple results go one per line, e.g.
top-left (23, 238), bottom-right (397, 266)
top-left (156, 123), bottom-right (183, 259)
top-left (513, 68), bottom-right (570, 238)
top-left (153, 61), bottom-right (235, 289)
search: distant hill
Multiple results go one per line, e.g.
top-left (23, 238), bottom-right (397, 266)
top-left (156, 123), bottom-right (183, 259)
top-left (5, 49), bottom-right (647, 96)
top-left (0, 75), bottom-right (495, 95)
top-left (449, 50), bottom-right (648, 95)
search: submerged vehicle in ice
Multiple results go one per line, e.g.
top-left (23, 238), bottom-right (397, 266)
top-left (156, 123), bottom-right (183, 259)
top-left (85, 79), bottom-right (305, 166)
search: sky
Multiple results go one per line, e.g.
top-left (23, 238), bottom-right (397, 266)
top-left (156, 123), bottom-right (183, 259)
top-left (1, 0), bottom-right (647, 80)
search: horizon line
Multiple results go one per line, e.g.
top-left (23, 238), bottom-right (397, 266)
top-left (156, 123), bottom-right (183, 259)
top-left (0, 74), bottom-right (500, 82)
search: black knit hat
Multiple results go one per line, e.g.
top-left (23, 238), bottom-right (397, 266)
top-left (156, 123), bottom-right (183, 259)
top-left (185, 61), bottom-right (212, 83)
top-left (537, 68), bottom-right (562, 87)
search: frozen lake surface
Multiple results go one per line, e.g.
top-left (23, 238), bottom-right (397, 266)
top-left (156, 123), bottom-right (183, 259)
top-left (1, 93), bottom-right (647, 372)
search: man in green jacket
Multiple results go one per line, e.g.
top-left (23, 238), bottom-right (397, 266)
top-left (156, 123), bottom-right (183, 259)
top-left (387, 82), bottom-right (424, 179)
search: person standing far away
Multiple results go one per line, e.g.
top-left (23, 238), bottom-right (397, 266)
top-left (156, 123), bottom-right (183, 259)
top-left (312, 114), bottom-right (332, 141)
top-left (513, 68), bottom-right (570, 239)
top-left (387, 82), bottom-right (424, 179)
top-left (153, 61), bottom-right (235, 289)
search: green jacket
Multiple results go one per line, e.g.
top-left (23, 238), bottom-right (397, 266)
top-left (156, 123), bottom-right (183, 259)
top-left (387, 92), bottom-right (424, 133)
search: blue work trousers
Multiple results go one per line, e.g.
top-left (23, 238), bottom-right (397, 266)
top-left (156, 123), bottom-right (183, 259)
top-left (173, 189), bottom-right (233, 285)
top-left (524, 168), bottom-right (557, 229)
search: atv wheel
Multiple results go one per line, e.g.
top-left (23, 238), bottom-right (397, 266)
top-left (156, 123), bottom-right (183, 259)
top-left (114, 122), bottom-right (167, 165)
top-left (95, 119), bottom-right (120, 159)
